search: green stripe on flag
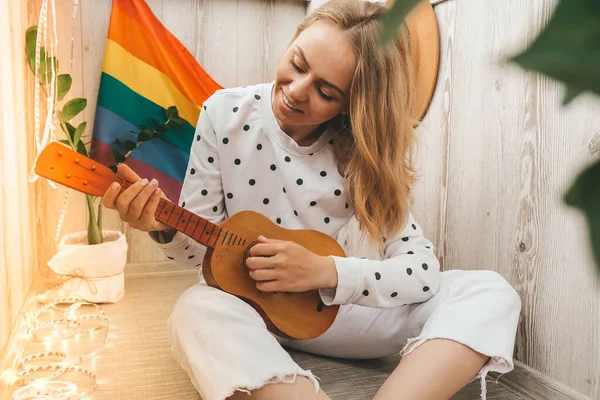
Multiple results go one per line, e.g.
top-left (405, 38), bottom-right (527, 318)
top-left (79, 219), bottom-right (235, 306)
top-left (97, 72), bottom-right (195, 153)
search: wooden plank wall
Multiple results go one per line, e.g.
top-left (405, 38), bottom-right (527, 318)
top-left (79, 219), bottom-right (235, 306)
top-left (414, 0), bottom-right (599, 397)
top-left (1, 0), bottom-right (598, 398)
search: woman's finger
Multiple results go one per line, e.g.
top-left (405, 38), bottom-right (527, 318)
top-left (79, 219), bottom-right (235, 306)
top-left (101, 182), bottom-right (121, 209)
top-left (129, 179), bottom-right (159, 221)
top-left (116, 163), bottom-right (141, 183)
top-left (248, 268), bottom-right (278, 282)
top-left (115, 178), bottom-right (150, 220)
top-left (249, 242), bottom-right (284, 257)
top-left (245, 255), bottom-right (277, 270)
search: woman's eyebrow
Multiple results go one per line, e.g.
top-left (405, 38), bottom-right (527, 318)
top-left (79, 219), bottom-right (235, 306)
top-left (295, 45), bottom-right (347, 98)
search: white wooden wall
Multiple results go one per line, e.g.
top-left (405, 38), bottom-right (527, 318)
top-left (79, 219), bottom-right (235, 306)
top-left (1, 0), bottom-right (598, 397)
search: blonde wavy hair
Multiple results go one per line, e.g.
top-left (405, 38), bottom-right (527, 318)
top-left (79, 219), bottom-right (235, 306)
top-left (293, 0), bottom-right (418, 249)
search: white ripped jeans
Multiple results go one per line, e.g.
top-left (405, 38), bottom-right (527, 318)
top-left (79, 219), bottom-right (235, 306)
top-left (167, 269), bottom-right (521, 400)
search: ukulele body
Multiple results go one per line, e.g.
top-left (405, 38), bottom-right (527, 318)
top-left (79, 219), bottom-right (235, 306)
top-left (202, 210), bottom-right (344, 340)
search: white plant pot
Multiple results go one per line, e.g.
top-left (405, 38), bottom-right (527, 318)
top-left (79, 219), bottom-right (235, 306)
top-left (46, 230), bottom-right (128, 303)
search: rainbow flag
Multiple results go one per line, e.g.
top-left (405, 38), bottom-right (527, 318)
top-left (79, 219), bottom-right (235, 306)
top-left (91, 0), bottom-right (222, 204)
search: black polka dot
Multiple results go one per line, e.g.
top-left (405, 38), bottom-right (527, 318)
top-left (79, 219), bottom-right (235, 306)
top-left (257, 144), bottom-right (262, 150)
top-left (167, 256), bottom-right (174, 260)
top-left (425, 246), bottom-right (431, 249)
top-left (309, 153), bottom-right (314, 156)
top-left (276, 218), bottom-right (281, 224)
top-left (203, 105), bottom-right (207, 110)
top-left (263, 198), bottom-right (269, 205)
top-left (182, 201), bottom-right (186, 207)
top-left (223, 138), bottom-right (229, 144)
top-left (406, 268), bottom-right (413, 275)
top-left (383, 237), bottom-right (387, 243)
top-left (296, 179), bottom-right (303, 185)
top-left (345, 203), bottom-right (349, 209)
top-left (213, 206), bottom-right (218, 212)
top-left (407, 251), bottom-right (414, 254)
top-left (270, 164), bottom-right (276, 171)
top-left (196, 263), bottom-right (202, 267)
top-left (294, 210), bottom-right (298, 216)
top-left (324, 217), bottom-right (330, 223)
top-left (329, 139), bottom-right (334, 145)
top-left (283, 187), bottom-right (286, 193)
top-left (402, 237), bottom-right (409, 242)
top-left (196, 135), bottom-right (201, 141)
top-left (422, 263), bottom-right (428, 270)
top-left (255, 94), bottom-right (261, 100)
top-left (320, 171), bottom-right (327, 177)
top-left (227, 193), bottom-right (233, 199)
top-left (375, 272), bottom-right (381, 280)
top-left (234, 158), bottom-right (241, 165)
top-left (423, 286), bottom-right (430, 292)
top-left (243, 125), bottom-right (250, 131)
top-left (334, 189), bottom-right (341, 196)
top-left (185, 245), bottom-right (190, 250)
top-left (412, 224), bottom-right (417, 230)
top-left (391, 292), bottom-right (398, 297)
top-left (190, 168), bottom-right (196, 175)
top-left (208, 157), bottom-right (214, 163)
top-left (310, 201), bottom-right (317, 206)
top-left (233, 107), bottom-right (239, 112)
top-left (201, 189), bottom-right (208, 196)
top-left (362, 290), bottom-right (369, 296)
top-left (284, 156), bottom-right (291, 162)
top-left (188, 255), bottom-right (195, 259)
top-left (249, 179), bottom-right (256, 185)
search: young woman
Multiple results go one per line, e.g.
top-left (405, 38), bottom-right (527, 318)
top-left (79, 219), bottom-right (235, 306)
top-left (102, 1), bottom-right (521, 399)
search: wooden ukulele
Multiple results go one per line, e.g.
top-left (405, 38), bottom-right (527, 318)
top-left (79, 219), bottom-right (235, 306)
top-left (34, 141), bottom-right (343, 339)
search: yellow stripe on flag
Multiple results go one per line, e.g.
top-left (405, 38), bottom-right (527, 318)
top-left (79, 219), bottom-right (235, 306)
top-left (102, 39), bottom-right (200, 126)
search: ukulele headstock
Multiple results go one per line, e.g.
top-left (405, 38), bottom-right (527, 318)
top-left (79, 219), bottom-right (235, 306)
top-left (34, 141), bottom-right (126, 197)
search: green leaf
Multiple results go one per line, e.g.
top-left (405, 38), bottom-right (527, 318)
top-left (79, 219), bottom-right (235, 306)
top-left (379, 0), bottom-right (420, 47)
top-left (111, 148), bottom-right (126, 164)
top-left (151, 118), bottom-right (162, 129)
top-left (124, 140), bottom-right (137, 152)
top-left (57, 74), bottom-right (72, 101)
top-left (25, 26), bottom-right (38, 70)
top-left (65, 122), bottom-right (76, 142)
top-left (76, 140), bottom-right (88, 157)
top-left (138, 127), bottom-right (154, 142)
top-left (58, 139), bottom-right (71, 146)
top-left (166, 106), bottom-right (178, 119)
top-left (39, 56), bottom-right (58, 85)
top-left (60, 98), bottom-right (87, 121)
top-left (108, 165), bottom-right (118, 174)
top-left (170, 115), bottom-right (186, 127)
top-left (511, 0), bottom-right (600, 98)
top-left (564, 160), bottom-right (600, 276)
top-left (73, 122), bottom-right (86, 145)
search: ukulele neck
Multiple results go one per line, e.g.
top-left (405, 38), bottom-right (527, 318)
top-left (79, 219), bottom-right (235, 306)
top-left (154, 199), bottom-right (246, 249)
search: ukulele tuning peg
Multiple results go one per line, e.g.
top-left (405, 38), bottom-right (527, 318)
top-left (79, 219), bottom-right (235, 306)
top-left (83, 181), bottom-right (88, 185)
top-left (66, 173), bottom-right (72, 178)
top-left (75, 158), bottom-right (80, 164)
top-left (91, 165), bottom-right (96, 171)
top-left (58, 150), bottom-right (63, 156)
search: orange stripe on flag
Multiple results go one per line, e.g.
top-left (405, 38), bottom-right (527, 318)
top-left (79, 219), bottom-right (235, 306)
top-left (109, 0), bottom-right (222, 107)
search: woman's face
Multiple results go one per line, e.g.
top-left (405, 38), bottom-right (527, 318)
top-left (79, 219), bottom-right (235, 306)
top-left (273, 21), bottom-right (357, 128)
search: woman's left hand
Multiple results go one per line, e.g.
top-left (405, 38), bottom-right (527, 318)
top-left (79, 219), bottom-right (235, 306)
top-left (246, 235), bottom-right (338, 292)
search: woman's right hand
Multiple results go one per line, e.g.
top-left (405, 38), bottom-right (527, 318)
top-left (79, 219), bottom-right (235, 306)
top-left (101, 163), bottom-right (173, 233)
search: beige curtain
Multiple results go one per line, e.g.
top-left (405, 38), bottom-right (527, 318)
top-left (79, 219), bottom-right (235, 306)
top-left (0, 0), bottom-right (40, 359)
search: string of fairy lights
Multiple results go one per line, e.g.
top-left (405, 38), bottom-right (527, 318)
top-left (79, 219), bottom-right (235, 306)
top-left (2, 1), bottom-right (113, 399)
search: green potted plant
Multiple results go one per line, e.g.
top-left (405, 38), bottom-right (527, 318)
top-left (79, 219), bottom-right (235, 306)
top-left (26, 26), bottom-right (185, 302)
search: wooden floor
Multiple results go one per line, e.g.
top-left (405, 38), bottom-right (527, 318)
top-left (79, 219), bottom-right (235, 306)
top-left (88, 272), bottom-right (526, 400)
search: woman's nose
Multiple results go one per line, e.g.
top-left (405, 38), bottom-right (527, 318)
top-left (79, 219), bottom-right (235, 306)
top-left (288, 77), bottom-right (310, 103)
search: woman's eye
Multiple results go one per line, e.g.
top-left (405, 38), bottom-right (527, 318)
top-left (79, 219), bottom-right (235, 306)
top-left (318, 89), bottom-right (334, 101)
top-left (290, 60), bottom-right (304, 73)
